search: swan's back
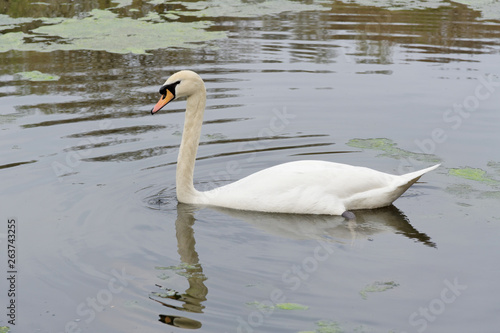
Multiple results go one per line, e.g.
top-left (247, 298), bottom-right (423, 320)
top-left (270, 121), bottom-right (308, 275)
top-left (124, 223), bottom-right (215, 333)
top-left (198, 161), bottom-right (439, 215)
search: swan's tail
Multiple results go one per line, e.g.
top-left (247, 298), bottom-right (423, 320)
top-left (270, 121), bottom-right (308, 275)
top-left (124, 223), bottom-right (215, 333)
top-left (387, 164), bottom-right (440, 204)
top-left (401, 164), bottom-right (440, 183)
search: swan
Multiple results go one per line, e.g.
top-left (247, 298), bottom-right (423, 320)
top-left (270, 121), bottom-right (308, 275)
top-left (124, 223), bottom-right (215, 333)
top-left (151, 70), bottom-right (439, 217)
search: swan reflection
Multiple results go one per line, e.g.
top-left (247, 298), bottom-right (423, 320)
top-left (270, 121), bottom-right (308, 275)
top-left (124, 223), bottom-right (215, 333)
top-left (149, 204), bottom-right (206, 329)
top-left (149, 201), bottom-right (434, 329)
top-left (212, 204), bottom-right (435, 248)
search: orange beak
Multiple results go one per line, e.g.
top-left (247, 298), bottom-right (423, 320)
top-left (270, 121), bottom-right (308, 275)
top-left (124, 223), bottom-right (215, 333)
top-left (151, 89), bottom-right (175, 114)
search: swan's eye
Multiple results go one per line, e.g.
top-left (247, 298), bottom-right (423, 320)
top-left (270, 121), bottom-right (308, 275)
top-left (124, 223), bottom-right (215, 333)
top-left (159, 80), bottom-right (181, 98)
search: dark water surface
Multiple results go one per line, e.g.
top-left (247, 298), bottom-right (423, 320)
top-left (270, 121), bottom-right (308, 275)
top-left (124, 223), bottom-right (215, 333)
top-left (1, 1), bottom-right (500, 332)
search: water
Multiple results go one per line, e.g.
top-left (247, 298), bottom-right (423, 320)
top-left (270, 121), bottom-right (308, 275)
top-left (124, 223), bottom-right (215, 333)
top-left (1, 1), bottom-right (500, 332)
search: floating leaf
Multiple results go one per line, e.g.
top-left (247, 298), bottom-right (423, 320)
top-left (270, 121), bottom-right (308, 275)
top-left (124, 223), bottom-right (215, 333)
top-left (346, 138), bottom-right (440, 163)
top-left (16, 70), bottom-right (60, 81)
top-left (246, 301), bottom-right (275, 311)
top-left (276, 302), bottom-right (309, 310)
top-left (173, 0), bottom-right (328, 18)
top-left (0, 9), bottom-right (226, 54)
top-left (247, 301), bottom-right (309, 311)
top-left (299, 320), bottom-right (343, 333)
top-left (359, 281), bottom-right (399, 299)
top-left (448, 167), bottom-right (499, 186)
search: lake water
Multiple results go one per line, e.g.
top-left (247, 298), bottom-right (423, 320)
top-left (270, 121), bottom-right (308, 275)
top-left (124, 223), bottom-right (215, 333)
top-left (1, 1), bottom-right (500, 332)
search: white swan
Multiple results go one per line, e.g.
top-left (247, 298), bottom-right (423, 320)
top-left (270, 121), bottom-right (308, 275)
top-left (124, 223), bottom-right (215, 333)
top-left (151, 70), bottom-right (439, 217)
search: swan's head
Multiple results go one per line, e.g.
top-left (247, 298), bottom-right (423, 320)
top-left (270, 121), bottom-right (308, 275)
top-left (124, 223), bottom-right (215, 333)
top-left (151, 70), bottom-right (204, 114)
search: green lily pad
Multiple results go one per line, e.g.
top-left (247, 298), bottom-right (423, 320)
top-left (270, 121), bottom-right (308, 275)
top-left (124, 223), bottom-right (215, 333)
top-left (276, 302), bottom-right (309, 310)
top-left (346, 138), bottom-right (441, 163)
top-left (173, 0), bottom-right (328, 18)
top-left (299, 321), bottom-right (343, 333)
top-left (452, 0), bottom-right (500, 20)
top-left (0, 9), bottom-right (226, 54)
top-left (335, 0), bottom-right (500, 20)
top-left (247, 301), bottom-right (309, 311)
top-left (16, 70), bottom-right (60, 81)
top-left (0, 14), bottom-right (32, 32)
top-left (448, 167), bottom-right (499, 186)
top-left (359, 281), bottom-right (399, 299)
top-left (246, 301), bottom-right (275, 311)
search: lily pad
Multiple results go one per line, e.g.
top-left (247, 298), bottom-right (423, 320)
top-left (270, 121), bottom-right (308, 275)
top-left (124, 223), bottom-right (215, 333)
top-left (359, 280), bottom-right (399, 299)
top-left (276, 302), bottom-right (309, 310)
top-left (346, 138), bottom-right (441, 163)
top-left (299, 321), bottom-right (343, 333)
top-left (448, 167), bottom-right (499, 186)
top-left (246, 301), bottom-right (275, 311)
top-left (155, 262), bottom-right (206, 279)
top-left (173, 0), bottom-right (328, 18)
top-left (0, 9), bottom-right (226, 54)
top-left (336, 0), bottom-right (446, 11)
top-left (16, 70), bottom-right (60, 81)
top-left (336, 0), bottom-right (500, 21)
top-left (247, 301), bottom-right (309, 311)
top-left (0, 14), bottom-right (33, 32)
top-left (452, 0), bottom-right (500, 21)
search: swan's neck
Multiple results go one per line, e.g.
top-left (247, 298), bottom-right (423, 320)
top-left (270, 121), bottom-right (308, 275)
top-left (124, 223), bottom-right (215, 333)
top-left (176, 87), bottom-right (206, 203)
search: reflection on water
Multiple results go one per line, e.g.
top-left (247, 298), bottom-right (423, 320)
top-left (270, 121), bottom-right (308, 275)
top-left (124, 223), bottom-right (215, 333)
top-left (213, 203), bottom-right (435, 247)
top-left (149, 204), bottom-right (207, 329)
top-left (151, 201), bottom-right (435, 328)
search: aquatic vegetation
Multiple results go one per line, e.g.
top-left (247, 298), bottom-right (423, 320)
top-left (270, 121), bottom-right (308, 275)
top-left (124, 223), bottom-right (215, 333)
top-left (445, 166), bottom-right (500, 204)
top-left (299, 320), bottom-right (343, 333)
top-left (151, 290), bottom-right (177, 298)
top-left (275, 302), bottom-right (309, 310)
top-left (16, 70), bottom-right (60, 81)
top-left (487, 161), bottom-right (500, 174)
top-left (445, 183), bottom-right (476, 199)
top-left (448, 167), bottom-right (499, 186)
top-left (452, 0), bottom-right (500, 20)
top-left (246, 301), bottom-right (275, 311)
top-left (0, 14), bottom-right (32, 31)
top-left (173, 0), bottom-right (328, 18)
top-left (346, 138), bottom-right (441, 163)
top-left (336, 0), bottom-right (500, 20)
top-left (155, 262), bottom-right (206, 279)
top-left (0, 0), bottom-right (331, 54)
top-left (359, 280), bottom-right (399, 299)
top-left (336, 0), bottom-right (446, 10)
top-left (204, 133), bottom-right (227, 140)
top-left (0, 9), bottom-right (226, 54)
top-left (247, 301), bottom-right (309, 311)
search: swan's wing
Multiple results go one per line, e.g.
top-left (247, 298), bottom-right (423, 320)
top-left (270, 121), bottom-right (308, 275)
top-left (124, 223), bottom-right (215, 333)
top-left (202, 160), bottom-right (404, 215)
